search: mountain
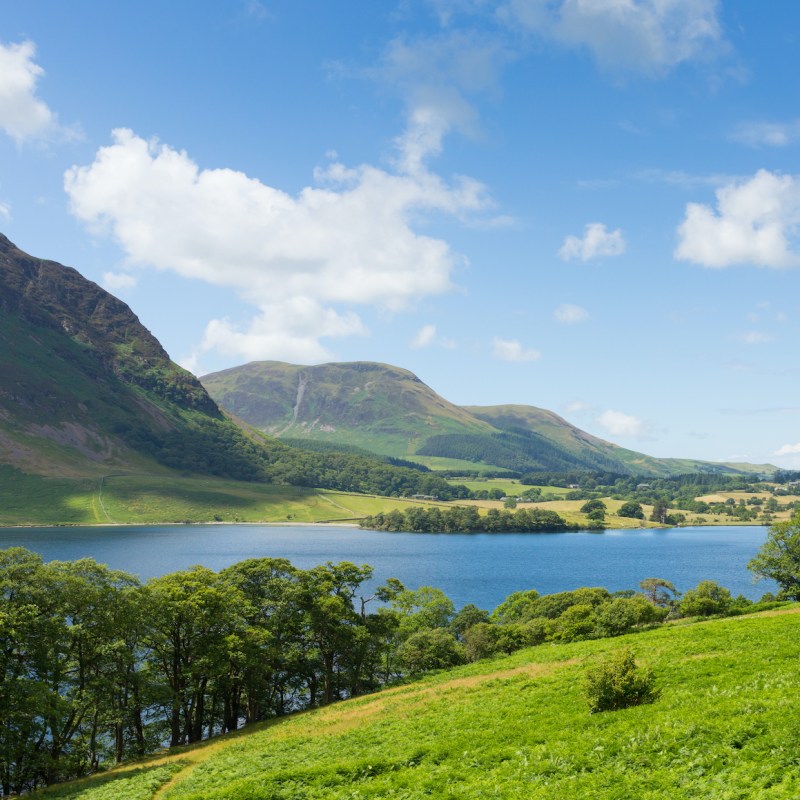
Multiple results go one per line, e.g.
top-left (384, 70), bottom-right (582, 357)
top-left (0, 235), bottom-right (468, 503)
top-left (200, 360), bottom-right (494, 458)
top-left (0, 233), bottom-right (239, 477)
top-left (202, 361), bottom-right (774, 477)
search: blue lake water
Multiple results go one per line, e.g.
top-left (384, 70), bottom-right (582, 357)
top-left (0, 524), bottom-right (775, 610)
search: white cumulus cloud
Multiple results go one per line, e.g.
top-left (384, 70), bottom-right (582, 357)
top-left (501, 0), bottom-right (724, 74)
top-left (775, 442), bottom-right (800, 457)
top-left (675, 169), bottom-right (800, 268)
top-left (65, 128), bottom-right (489, 363)
top-left (492, 337), bottom-right (541, 362)
top-left (554, 303), bottom-right (588, 324)
top-left (559, 222), bottom-right (626, 262)
top-left (598, 409), bottom-right (647, 438)
top-left (0, 40), bottom-right (58, 142)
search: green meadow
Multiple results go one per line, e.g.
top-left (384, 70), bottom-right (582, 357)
top-left (36, 608), bottom-right (800, 799)
top-left (0, 469), bottom-right (451, 526)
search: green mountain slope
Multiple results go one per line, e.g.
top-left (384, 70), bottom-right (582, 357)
top-left (39, 608), bottom-right (800, 799)
top-left (0, 236), bottom-right (462, 504)
top-left (201, 360), bottom-right (494, 458)
top-left (464, 404), bottom-right (774, 477)
top-left (202, 361), bottom-right (773, 477)
top-left (0, 233), bottom-right (230, 477)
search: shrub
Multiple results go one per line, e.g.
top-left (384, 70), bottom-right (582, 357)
top-left (679, 580), bottom-right (733, 617)
top-left (397, 628), bottom-right (465, 674)
top-left (583, 648), bottom-right (659, 713)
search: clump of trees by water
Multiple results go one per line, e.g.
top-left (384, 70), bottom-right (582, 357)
top-left (360, 505), bottom-right (578, 533)
top-left (2, 514), bottom-right (798, 795)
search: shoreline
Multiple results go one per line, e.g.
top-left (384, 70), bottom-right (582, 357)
top-left (0, 520), bottom-right (767, 533)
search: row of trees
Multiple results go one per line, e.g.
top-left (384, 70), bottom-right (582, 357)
top-left (1, 550), bottom-right (424, 794)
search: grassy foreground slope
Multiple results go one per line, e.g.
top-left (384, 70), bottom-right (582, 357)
top-left (40, 609), bottom-right (800, 799)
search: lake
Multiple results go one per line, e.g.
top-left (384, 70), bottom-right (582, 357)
top-left (0, 524), bottom-right (775, 610)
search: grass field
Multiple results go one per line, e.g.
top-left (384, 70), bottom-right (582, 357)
top-left (37, 607), bottom-right (800, 799)
top-left (448, 478), bottom-right (572, 498)
top-left (0, 471), bottom-right (453, 527)
top-left (2, 469), bottom-right (785, 529)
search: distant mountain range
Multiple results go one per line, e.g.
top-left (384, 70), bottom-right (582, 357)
top-left (0, 233), bottom-right (773, 483)
top-left (202, 361), bottom-right (774, 478)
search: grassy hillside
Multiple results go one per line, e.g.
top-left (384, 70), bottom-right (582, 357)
top-left (38, 608), bottom-right (800, 799)
top-left (203, 362), bottom-right (774, 478)
top-left (465, 405), bottom-right (775, 478)
top-left (201, 360), bottom-right (494, 459)
top-left (0, 467), bottom-right (453, 526)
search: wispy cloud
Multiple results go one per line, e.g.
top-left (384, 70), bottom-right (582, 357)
top-left (730, 120), bottom-right (800, 148)
top-left (554, 303), bottom-right (588, 324)
top-left (102, 272), bottom-right (137, 293)
top-left (500, 0), bottom-right (726, 75)
top-left (597, 409), bottom-right (648, 439)
top-left (559, 223), bottom-right (625, 262)
top-left (491, 337), bottom-right (541, 362)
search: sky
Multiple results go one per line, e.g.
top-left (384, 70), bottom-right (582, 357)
top-left (2, 0), bottom-right (800, 468)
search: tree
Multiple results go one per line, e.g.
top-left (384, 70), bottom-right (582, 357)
top-left (490, 589), bottom-right (540, 624)
top-left (748, 513), bottom-right (800, 600)
top-left (679, 580), bottom-right (732, 617)
top-left (580, 499), bottom-right (606, 515)
top-left (617, 501), bottom-right (644, 519)
top-left (583, 648), bottom-right (659, 713)
top-left (650, 499), bottom-right (668, 524)
top-left (396, 629), bottom-right (465, 674)
top-left (639, 578), bottom-right (678, 607)
top-left (450, 604), bottom-right (490, 639)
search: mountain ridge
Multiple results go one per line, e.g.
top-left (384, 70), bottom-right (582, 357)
top-left (202, 361), bottom-right (774, 477)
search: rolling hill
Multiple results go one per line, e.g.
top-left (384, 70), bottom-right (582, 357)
top-left (202, 361), bottom-right (774, 477)
top-left (37, 607), bottom-right (800, 799)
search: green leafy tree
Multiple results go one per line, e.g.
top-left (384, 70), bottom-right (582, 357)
top-left (490, 589), bottom-right (541, 624)
top-left (650, 499), bottom-right (668, 523)
top-left (748, 512), bottom-right (800, 600)
top-left (639, 578), bottom-right (678, 607)
top-left (450, 604), bottom-right (490, 639)
top-left (583, 648), bottom-right (659, 713)
top-left (679, 580), bottom-right (732, 617)
top-left (396, 629), bottom-right (465, 674)
top-left (617, 501), bottom-right (644, 519)
top-left (580, 499), bottom-right (607, 515)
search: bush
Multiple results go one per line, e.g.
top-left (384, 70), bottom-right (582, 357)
top-left (397, 628), bottom-right (465, 674)
top-left (583, 648), bottom-right (659, 713)
top-left (679, 580), bottom-right (732, 617)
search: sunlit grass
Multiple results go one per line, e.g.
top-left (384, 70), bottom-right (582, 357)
top-left (37, 608), bottom-right (800, 799)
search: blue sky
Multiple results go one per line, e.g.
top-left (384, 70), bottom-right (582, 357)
top-left (2, 0), bottom-right (800, 468)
